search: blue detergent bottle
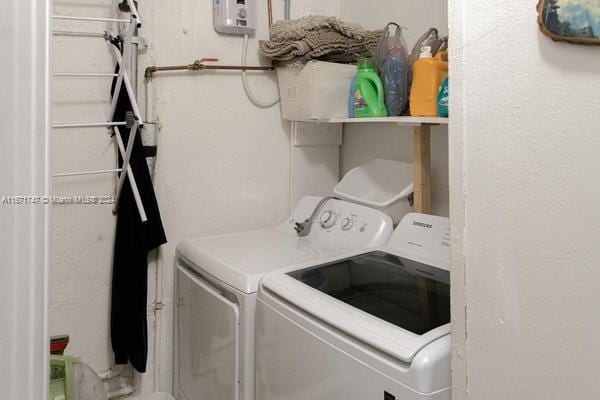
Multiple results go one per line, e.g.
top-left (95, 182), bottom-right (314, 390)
top-left (348, 76), bottom-right (357, 118)
top-left (437, 76), bottom-right (449, 118)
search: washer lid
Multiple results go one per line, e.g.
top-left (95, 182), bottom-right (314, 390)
top-left (262, 250), bottom-right (450, 363)
top-left (261, 212), bottom-right (451, 363)
top-left (177, 229), bottom-right (342, 294)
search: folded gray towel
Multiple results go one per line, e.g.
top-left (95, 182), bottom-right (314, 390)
top-left (268, 15), bottom-right (377, 41)
top-left (260, 15), bottom-right (382, 65)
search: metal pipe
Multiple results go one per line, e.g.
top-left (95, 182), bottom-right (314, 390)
top-left (152, 247), bottom-right (164, 394)
top-left (268, 0), bottom-right (273, 28)
top-left (122, 68), bottom-right (143, 122)
top-left (284, 0), bottom-right (291, 20)
top-left (145, 69), bottom-right (163, 395)
top-left (145, 74), bottom-right (154, 123)
top-left (145, 62), bottom-right (274, 79)
top-left (52, 168), bottom-right (122, 178)
top-left (52, 122), bottom-right (126, 128)
top-left (107, 385), bottom-right (135, 399)
top-left (53, 15), bottom-right (131, 24)
top-left (97, 365), bottom-right (125, 381)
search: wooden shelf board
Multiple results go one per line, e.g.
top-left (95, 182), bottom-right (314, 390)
top-left (290, 116), bottom-right (448, 126)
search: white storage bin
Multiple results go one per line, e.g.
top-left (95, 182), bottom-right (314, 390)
top-left (334, 159), bottom-right (414, 224)
top-left (277, 61), bottom-right (356, 121)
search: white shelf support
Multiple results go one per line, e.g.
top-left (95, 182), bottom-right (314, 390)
top-left (289, 116), bottom-right (441, 215)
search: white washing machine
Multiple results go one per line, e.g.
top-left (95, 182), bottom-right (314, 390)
top-left (256, 213), bottom-right (451, 400)
top-left (174, 196), bottom-right (394, 400)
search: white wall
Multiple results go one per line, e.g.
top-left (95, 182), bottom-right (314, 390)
top-left (48, 0), bottom-right (342, 393)
top-left (143, 0), bottom-right (340, 393)
top-left (339, 0), bottom-right (449, 216)
top-left (51, 0), bottom-right (119, 375)
top-left (450, 0), bottom-right (600, 398)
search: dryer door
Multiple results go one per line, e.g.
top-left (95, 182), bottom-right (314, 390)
top-left (176, 265), bottom-right (240, 400)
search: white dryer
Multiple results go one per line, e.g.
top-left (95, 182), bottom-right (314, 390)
top-left (174, 196), bottom-right (394, 400)
top-left (256, 213), bottom-right (451, 400)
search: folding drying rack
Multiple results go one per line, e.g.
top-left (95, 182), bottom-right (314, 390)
top-left (52, 0), bottom-right (148, 222)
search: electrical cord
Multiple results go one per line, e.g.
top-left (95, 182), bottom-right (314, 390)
top-left (241, 34), bottom-right (280, 108)
top-left (294, 196), bottom-right (340, 237)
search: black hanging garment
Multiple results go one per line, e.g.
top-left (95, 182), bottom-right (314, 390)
top-left (109, 36), bottom-right (167, 373)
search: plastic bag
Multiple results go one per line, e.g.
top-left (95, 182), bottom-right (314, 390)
top-left (375, 23), bottom-right (410, 116)
top-left (409, 28), bottom-right (448, 67)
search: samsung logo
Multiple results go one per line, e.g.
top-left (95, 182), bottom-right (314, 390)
top-left (413, 221), bottom-right (432, 229)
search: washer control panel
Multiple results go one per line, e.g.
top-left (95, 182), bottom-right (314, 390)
top-left (318, 210), bottom-right (365, 233)
top-left (283, 196), bottom-right (394, 249)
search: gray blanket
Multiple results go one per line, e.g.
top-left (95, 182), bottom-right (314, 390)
top-left (259, 16), bottom-right (382, 65)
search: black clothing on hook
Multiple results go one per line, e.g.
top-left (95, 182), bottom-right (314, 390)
top-left (109, 37), bottom-right (167, 373)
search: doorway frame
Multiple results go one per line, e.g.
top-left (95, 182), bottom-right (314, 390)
top-left (0, 1), bottom-right (52, 398)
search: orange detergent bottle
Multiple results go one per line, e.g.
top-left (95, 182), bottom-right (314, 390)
top-left (410, 47), bottom-right (448, 117)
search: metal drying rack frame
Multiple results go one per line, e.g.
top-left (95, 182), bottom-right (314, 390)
top-left (52, 0), bottom-right (148, 222)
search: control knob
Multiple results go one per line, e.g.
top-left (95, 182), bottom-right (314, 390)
top-left (341, 217), bottom-right (354, 231)
top-left (320, 211), bottom-right (337, 229)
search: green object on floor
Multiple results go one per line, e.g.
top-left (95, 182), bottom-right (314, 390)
top-left (49, 355), bottom-right (78, 400)
top-left (353, 58), bottom-right (388, 118)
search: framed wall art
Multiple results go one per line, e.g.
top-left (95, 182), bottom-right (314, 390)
top-left (537, 0), bottom-right (600, 45)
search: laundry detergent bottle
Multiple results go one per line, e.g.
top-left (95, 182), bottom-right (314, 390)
top-left (353, 58), bottom-right (388, 118)
top-left (410, 47), bottom-right (448, 117)
top-left (437, 76), bottom-right (449, 118)
top-left (348, 75), bottom-right (357, 118)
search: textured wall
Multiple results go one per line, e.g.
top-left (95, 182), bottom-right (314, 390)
top-left (49, 0), bottom-right (342, 394)
top-left (450, 0), bottom-right (600, 398)
top-left (339, 0), bottom-right (450, 217)
top-left (50, 0), bottom-right (120, 374)
top-left (142, 0), bottom-right (341, 393)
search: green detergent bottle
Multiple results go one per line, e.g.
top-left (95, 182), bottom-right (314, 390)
top-left (353, 58), bottom-right (388, 118)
